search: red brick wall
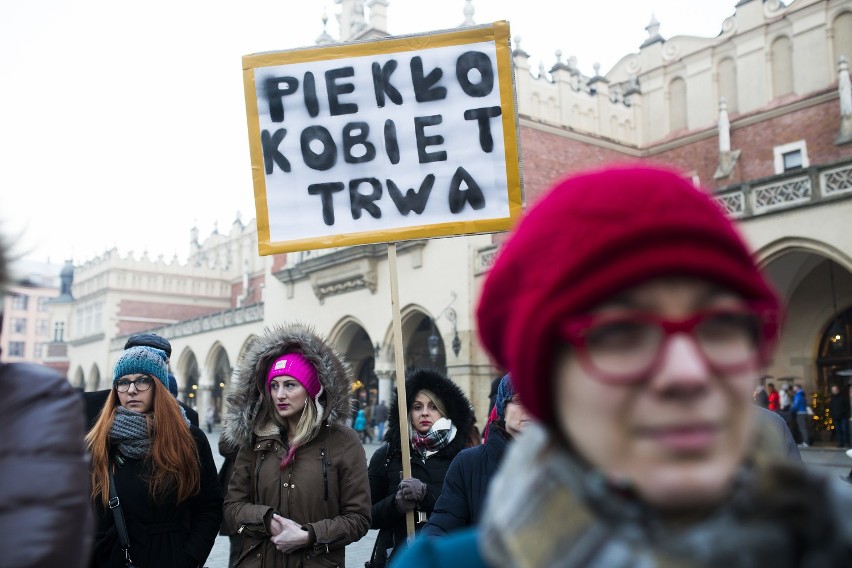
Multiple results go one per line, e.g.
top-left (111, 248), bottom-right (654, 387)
top-left (648, 97), bottom-right (851, 190)
top-left (116, 300), bottom-right (224, 336)
top-left (519, 127), bottom-right (635, 206)
top-left (517, 96), bottom-right (852, 199)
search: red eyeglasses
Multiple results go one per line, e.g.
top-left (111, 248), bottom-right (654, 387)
top-left (559, 306), bottom-right (777, 384)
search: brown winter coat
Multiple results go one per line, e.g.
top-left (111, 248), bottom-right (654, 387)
top-left (222, 324), bottom-right (371, 568)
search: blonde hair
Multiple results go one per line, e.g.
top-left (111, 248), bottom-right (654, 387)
top-left (264, 391), bottom-right (325, 467)
top-left (412, 389), bottom-right (447, 417)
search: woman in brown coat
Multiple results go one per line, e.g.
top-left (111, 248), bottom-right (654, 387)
top-left (223, 324), bottom-right (371, 567)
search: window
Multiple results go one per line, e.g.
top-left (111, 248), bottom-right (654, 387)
top-left (37, 297), bottom-right (50, 312)
top-left (36, 319), bottom-right (49, 336)
top-left (53, 321), bottom-right (65, 342)
top-left (783, 150), bottom-right (803, 171)
top-left (7, 341), bottom-right (25, 357)
top-left (773, 140), bottom-right (809, 174)
top-left (771, 36), bottom-right (794, 98)
top-left (10, 318), bottom-right (26, 334)
top-left (11, 294), bottom-right (28, 311)
top-left (668, 77), bottom-right (687, 131)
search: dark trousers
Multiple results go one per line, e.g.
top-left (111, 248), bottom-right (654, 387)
top-left (836, 417), bottom-right (850, 447)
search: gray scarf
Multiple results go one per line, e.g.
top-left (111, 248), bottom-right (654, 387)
top-left (110, 406), bottom-right (151, 460)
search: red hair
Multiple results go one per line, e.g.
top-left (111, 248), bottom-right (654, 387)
top-left (86, 380), bottom-right (201, 506)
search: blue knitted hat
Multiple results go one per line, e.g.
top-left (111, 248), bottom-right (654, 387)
top-left (495, 374), bottom-right (516, 420)
top-left (114, 346), bottom-right (169, 387)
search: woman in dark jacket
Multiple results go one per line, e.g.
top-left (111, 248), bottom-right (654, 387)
top-left (368, 368), bottom-right (474, 562)
top-left (222, 323), bottom-right (371, 568)
top-left (86, 346), bottom-right (223, 568)
top-left (422, 374), bottom-right (528, 537)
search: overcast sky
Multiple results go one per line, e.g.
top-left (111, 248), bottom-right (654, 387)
top-left (1, 0), bottom-right (739, 265)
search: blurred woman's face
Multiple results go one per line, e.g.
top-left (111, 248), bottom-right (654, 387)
top-left (115, 373), bottom-right (155, 414)
top-left (553, 277), bottom-right (761, 512)
top-left (410, 392), bottom-right (443, 434)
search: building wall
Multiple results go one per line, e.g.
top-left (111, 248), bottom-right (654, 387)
top-left (0, 283), bottom-right (58, 364)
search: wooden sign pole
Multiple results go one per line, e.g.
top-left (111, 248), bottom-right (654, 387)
top-left (387, 242), bottom-right (415, 539)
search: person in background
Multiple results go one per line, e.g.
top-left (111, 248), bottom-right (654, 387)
top-left (354, 406), bottom-right (370, 443)
top-left (87, 346), bottom-right (222, 567)
top-left (767, 382), bottom-right (780, 411)
top-left (829, 384), bottom-right (850, 448)
top-left (81, 332), bottom-right (199, 430)
top-left (393, 164), bottom-right (852, 567)
top-left (222, 324), bottom-right (370, 567)
top-left (205, 405), bottom-right (215, 434)
top-left (753, 383), bottom-right (769, 408)
top-left (792, 384), bottom-right (810, 448)
top-left (779, 383), bottom-right (792, 411)
top-left (0, 235), bottom-right (94, 568)
top-left (373, 399), bottom-right (389, 442)
top-left (369, 368), bottom-right (474, 564)
top-left (422, 374), bottom-right (529, 537)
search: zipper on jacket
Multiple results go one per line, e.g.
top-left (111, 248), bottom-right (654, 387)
top-left (320, 448), bottom-right (329, 502)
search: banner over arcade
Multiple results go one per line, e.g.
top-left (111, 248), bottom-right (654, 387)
top-left (243, 21), bottom-right (522, 254)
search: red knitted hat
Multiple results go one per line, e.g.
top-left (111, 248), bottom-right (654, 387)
top-left (476, 164), bottom-right (781, 427)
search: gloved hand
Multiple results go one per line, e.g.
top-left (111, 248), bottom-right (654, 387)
top-left (398, 477), bottom-right (427, 503)
top-left (394, 489), bottom-right (418, 513)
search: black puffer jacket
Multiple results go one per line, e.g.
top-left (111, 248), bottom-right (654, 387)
top-left (0, 362), bottom-right (94, 568)
top-left (368, 368), bottom-right (474, 560)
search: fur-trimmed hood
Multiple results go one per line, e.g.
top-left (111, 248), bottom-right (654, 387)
top-left (384, 368), bottom-right (475, 458)
top-left (223, 323), bottom-right (353, 448)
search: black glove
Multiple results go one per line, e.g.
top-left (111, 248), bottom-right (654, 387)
top-left (398, 477), bottom-right (427, 503)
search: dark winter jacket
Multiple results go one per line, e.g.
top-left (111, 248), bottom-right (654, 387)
top-left (829, 391), bottom-right (851, 421)
top-left (421, 423), bottom-right (511, 537)
top-left (218, 433), bottom-right (240, 536)
top-left (222, 324), bottom-right (371, 568)
top-left (91, 426), bottom-right (223, 568)
top-left (368, 368), bottom-right (475, 560)
top-left (0, 362), bottom-right (94, 568)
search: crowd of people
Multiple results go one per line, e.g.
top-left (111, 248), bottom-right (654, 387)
top-left (3, 163), bottom-right (852, 567)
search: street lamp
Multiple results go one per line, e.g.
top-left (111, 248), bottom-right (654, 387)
top-left (427, 324), bottom-right (441, 363)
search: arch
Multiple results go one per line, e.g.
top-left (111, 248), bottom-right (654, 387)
top-left (175, 347), bottom-right (201, 408)
top-left (204, 342), bottom-right (232, 423)
top-left (717, 57), bottom-right (738, 114)
top-left (759, 243), bottom-right (852, 394)
top-left (378, 304), bottom-right (446, 377)
top-left (330, 317), bottom-right (378, 409)
top-left (235, 334), bottom-right (259, 370)
top-left (833, 11), bottom-right (852, 67)
top-left (73, 366), bottom-right (85, 390)
top-left (771, 35), bottom-right (794, 98)
top-left (668, 77), bottom-right (687, 132)
top-left (89, 364), bottom-right (102, 391)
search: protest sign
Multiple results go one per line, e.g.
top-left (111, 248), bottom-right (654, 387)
top-left (243, 21), bottom-right (522, 254)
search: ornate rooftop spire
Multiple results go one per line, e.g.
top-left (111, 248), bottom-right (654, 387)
top-left (461, 0), bottom-right (475, 26)
top-left (640, 13), bottom-right (664, 48)
top-left (316, 7), bottom-right (335, 45)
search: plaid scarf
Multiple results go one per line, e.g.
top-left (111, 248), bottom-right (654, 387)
top-left (410, 416), bottom-right (456, 460)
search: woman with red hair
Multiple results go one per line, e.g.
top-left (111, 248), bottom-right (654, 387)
top-left (87, 346), bottom-right (222, 568)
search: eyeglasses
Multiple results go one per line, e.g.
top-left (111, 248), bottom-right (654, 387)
top-left (559, 307), bottom-right (775, 384)
top-left (115, 376), bottom-right (154, 392)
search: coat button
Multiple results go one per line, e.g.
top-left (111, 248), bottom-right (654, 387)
top-left (283, 483), bottom-right (289, 488)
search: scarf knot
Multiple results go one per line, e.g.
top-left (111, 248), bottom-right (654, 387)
top-left (410, 416), bottom-right (456, 460)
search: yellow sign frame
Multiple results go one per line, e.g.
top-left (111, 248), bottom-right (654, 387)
top-left (243, 21), bottom-right (522, 255)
